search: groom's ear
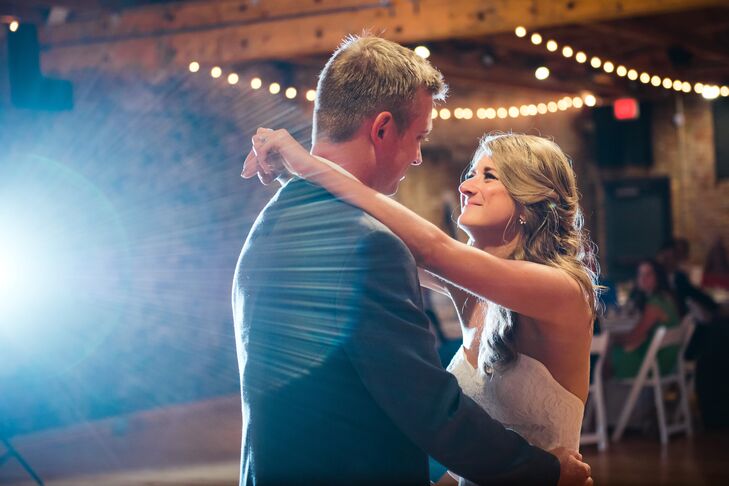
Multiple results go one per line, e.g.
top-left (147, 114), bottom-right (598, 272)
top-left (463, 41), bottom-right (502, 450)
top-left (370, 112), bottom-right (394, 144)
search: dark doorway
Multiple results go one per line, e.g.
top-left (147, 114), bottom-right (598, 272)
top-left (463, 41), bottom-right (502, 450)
top-left (603, 177), bottom-right (673, 282)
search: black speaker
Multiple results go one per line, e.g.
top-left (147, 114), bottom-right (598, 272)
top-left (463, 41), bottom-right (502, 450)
top-left (7, 23), bottom-right (73, 111)
top-left (592, 102), bottom-right (653, 167)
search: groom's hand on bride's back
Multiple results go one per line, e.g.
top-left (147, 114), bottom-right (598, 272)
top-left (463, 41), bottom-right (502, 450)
top-left (551, 447), bottom-right (593, 486)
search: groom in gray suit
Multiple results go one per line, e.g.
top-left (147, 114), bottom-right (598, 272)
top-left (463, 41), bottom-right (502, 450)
top-left (234, 35), bottom-right (591, 486)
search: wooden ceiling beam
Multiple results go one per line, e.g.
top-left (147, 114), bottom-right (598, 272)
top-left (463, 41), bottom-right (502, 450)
top-left (587, 22), bottom-right (729, 65)
top-left (38, 0), bottom-right (723, 74)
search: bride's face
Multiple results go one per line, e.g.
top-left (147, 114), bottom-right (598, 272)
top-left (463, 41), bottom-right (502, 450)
top-left (457, 155), bottom-right (518, 240)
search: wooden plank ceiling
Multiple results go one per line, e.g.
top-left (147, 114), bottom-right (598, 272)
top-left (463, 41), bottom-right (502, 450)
top-left (1, 0), bottom-right (727, 99)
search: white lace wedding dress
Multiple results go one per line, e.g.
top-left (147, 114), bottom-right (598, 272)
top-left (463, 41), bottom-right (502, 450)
top-left (447, 347), bottom-right (585, 485)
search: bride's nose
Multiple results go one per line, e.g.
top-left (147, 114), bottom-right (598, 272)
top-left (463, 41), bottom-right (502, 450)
top-left (459, 178), bottom-right (476, 197)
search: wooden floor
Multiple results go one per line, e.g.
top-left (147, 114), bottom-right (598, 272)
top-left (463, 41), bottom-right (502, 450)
top-left (1, 395), bottom-right (728, 485)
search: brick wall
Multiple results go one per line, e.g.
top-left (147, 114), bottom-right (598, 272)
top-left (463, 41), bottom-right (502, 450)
top-left (652, 96), bottom-right (729, 265)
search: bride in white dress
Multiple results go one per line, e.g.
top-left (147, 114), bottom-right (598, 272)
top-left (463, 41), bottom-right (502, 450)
top-left (245, 130), bottom-right (598, 484)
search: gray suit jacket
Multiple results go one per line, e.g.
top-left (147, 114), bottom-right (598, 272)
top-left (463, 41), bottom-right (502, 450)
top-left (232, 178), bottom-right (560, 485)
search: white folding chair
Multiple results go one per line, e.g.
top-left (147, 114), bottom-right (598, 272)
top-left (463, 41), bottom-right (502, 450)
top-left (611, 316), bottom-right (695, 444)
top-left (581, 332), bottom-right (610, 451)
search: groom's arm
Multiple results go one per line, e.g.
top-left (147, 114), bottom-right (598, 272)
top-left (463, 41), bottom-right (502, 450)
top-left (340, 229), bottom-right (561, 485)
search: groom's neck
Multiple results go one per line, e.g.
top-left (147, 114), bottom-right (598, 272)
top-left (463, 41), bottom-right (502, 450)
top-left (311, 137), bottom-right (376, 189)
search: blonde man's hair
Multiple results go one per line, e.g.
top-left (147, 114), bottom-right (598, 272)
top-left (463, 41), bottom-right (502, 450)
top-left (314, 35), bottom-right (447, 142)
top-left (469, 133), bottom-right (601, 372)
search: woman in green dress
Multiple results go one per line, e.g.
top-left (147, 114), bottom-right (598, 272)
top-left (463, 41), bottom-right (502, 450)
top-left (612, 259), bottom-right (680, 378)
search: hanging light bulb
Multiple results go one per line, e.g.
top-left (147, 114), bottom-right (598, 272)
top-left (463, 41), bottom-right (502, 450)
top-left (702, 85), bottom-right (720, 100)
top-left (535, 66), bottom-right (550, 80)
top-left (414, 45), bottom-right (431, 59)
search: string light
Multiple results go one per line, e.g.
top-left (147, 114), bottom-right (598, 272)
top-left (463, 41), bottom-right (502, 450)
top-left (431, 94), bottom-right (598, 122)
top-left (414, 45), bottom-right (430, 59)
top-left (515, 26), bottom-right (723, 97)
top-left (9, 20), bottom-right (18, 32)
top-left (188, 58), bottom-right (599, 121)
top-left (535, 66), bottom-right (550, 80)
top-left (190, 66), bottom-right (320, 104)
top-left (702, 85), bottom-right (720, 100)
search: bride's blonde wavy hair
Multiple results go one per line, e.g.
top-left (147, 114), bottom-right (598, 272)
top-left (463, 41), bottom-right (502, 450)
top-left (469, 133), bottom-right (600, 372)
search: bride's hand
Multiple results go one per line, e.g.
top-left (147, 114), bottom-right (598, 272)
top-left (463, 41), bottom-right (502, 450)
top-left (242, 127), bottom-right (314, 184)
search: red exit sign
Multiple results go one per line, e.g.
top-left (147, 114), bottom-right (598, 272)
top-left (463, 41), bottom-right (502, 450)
top-left (613, 98), bottom-right (640, 120)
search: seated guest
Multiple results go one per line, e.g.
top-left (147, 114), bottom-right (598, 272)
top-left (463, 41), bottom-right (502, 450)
top-left (702, 237), bottom-right (729, 290)
top-left (611, 259), bottom-right (681, 378)
top-left (657, 238), bottom-right (718, 320)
